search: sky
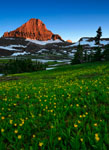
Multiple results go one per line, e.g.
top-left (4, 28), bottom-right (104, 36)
top-left (0, 0), bottom-right (109, 42)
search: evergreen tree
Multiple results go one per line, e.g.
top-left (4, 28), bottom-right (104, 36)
top-left (103, 45), bottom-right (109, 61)
top-left (72, 44), bottom-right (83, 64)
top-left (84, 50), bottom-right (88, 62)
top-left (89, 49), bottom-right (95, 62)
top-left (94, 47), bottom-right (102, 61)
top-left (95, 27), bottom-right (102, 45)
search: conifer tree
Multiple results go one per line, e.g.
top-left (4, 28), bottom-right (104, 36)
top-left (94, 47), bottom-right (102, 61)
top-left (103, 45), bottom-right (109, 61)
top-left (95, 27), bottom-right (102, 45)
top-left (72, 44), bottom-right (83, 64)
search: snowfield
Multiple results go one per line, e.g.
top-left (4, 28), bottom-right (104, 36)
top-left (25, 39), bottom-right (63, 45)
top-left (12, 51), bottom-right (30, 56)
top-left (0, 46), bottom-right (20, 51)
top-left (0, 45), bottom-right (26, 51)
top-left (10, 45), bottom-right (27, 48)
top-left (37, 49), bottom-right (49, 53)
top-left (5, 38), bottom-right (15, 40)
top-left (72, 39), bottom-right (98, 47)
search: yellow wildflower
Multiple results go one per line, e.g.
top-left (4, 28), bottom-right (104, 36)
top-left (95, 136), bottom-right (100, 141)
top-left (39, 142), bottom-right (43, 147)
top-left (58, 137), bottom-right (61, 141)
top-left (1, 116), bottom-right (5, 120)
top-left (14, 123), bottom-right (17, 126)
top-left (76, 104), bottom-right (79, 107)
top-left (95, 133), bottom-right (98, 137)
top-left (33, 135), bottom-right (36, 138)
top-left (95, 133), bottom-right (100, 141)
top-left (51, 125), bottom-right (54, 129)
top-left (78, 120), bottom-right (81, 124)
top-left (18, 135), bottom-right (22, 139)
top-left (14, 130), bottom-right (18, 134)
top-left (1, 129), bottom-right (4, 132)
top-left (19, 124), bottom-right (23, 126)
top-left (74, 124), bottom-right (78, 128)
top-left (80, 138), bottom-right (83, 142)
top-left (10, 120), bottom-right (13, 124)
top-left (94, 123), bottom-right (97, 127)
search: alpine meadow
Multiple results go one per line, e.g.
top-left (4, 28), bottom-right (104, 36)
top-left (0, 62), bottom-right (109, 149)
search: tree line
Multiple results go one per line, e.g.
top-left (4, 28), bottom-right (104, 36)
top-left (0, 58), bottom-right (47, 75)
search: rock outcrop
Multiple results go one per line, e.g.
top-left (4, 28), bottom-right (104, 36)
top-left (3, 18), bottom-right (62, 41)
top-left (66, 40), bottom-right (72, 43)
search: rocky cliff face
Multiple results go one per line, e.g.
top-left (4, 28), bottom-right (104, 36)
top-left (3, 18), bottom-right (62, 41)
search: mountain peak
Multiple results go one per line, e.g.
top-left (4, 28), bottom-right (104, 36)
top-left (3, 18), bottom-right (62, 41)
top-left (28, 18), bottom-right (43, 23)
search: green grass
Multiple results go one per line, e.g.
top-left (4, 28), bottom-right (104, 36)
top-left (0, 59), bottom-right (10, 64)
top-left (0, 61), bottom-right (109, 150)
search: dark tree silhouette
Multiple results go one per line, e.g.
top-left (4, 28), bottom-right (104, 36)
top-left (72, 44), bottom-right (83, 64)
top-left (94, 47), bottom-right (102, 61)
top-left (103, 45), bottom-right (109, 61)
top-left (95, 27), bottom-right (102, 45)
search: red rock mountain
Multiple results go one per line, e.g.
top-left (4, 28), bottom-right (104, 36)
top-left (3, 18), bottom-right (62, 41)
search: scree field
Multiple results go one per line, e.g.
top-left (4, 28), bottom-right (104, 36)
top-left (0, 62), bottom-right (109, 150)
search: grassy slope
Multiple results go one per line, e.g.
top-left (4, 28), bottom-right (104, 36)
top-left (0, 61), bottom-right (109, 150)
top-left (0, 59), bottom-right (10, 64)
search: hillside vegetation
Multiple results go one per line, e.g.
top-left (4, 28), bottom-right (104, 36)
top-left (0, 62), bottom-right (109, 150)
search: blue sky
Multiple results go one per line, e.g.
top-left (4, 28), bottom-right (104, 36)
top-left (0, 0), bottom-right (109, 42)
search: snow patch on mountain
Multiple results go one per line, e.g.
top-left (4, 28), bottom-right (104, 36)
top-left (0, 45), bottom-right (26, 51)
top-left (0, 46), bottom-right (21, 51)
top-left (37, 49), bottom-right (49, 53)
top-left (72, 39), bottom-right (98, 47)
top-left (10, 45), bottom-right (27, 48)
top-left (25, 39), bottom-right (63, 45)
top-left (12, 51), bottom-right (30, 56)
top-left (5, 38), bottom-right (15, 40)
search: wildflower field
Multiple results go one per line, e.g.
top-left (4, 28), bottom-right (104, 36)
top-left (0, 62), bottom-right (109, 150)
